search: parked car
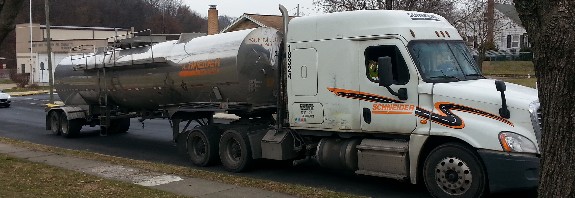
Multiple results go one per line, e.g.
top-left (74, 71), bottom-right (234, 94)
top-left (0, 89), bottom-right (11, 107)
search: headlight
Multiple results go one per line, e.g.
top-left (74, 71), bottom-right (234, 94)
top-left (499, 132), bottom-right (538, 153)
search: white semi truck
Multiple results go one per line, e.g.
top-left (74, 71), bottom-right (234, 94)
top-left (47, 5), bottom-right (540, 197)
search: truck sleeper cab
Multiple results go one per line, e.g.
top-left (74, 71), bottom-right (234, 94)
top-left (284, 10), bottom-right (540, 197)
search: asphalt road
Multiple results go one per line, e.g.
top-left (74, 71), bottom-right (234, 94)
top-left (0, 94), bottom-right (536, 198)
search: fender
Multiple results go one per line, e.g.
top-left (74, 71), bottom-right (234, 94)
top-left (45, 106), bottom-right (87, 130)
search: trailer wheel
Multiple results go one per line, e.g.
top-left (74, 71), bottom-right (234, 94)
top-left (187, 126), bottom-right (221, 167)
top-left (49, 111), bottom-right (61, 135)
top-left (60, 114), bottom-right (83, 138)
top-left (423, 143), bottom-right (486, 198)
top-left (219, 129), bottom-right (252, 172)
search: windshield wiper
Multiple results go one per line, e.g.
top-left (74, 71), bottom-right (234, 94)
top-left (430, 75), bottom-right (460, 80)
top-left (465, 73), bottom-right (485, 78)
top-left (430, 70), bottom-right (461, 81)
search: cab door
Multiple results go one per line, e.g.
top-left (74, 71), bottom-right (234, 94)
top-left (358, 39), bottom-right (418, 134)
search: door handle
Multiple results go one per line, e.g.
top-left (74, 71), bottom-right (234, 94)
top-left (363, 108), bottom-right (371, 124)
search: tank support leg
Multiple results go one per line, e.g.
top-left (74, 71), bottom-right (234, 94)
top-left (172, 119), bottom-right (181, 142)
top-left (172, 119), bottom-right (193, 142)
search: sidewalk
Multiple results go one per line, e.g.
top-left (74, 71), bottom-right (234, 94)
top-left (0, 142), bottom-right (294, 198)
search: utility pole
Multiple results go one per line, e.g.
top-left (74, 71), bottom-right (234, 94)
top-left (29, 0), bottom-right (34, 85)
top-left (297, 4), bottom-right (300, 16)
top-left (385, 0), bottom-right (393, 10)
top-left (486, 0), bottom-right (495, 47)
top-left (44, 0), bottom-right (53, 103)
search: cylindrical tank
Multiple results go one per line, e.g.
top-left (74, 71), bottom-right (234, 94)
top-left (55, 28), bottom-right (282, 113)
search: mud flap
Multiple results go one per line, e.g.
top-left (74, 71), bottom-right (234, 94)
top-left (176, 130), bottom-right (190, 156)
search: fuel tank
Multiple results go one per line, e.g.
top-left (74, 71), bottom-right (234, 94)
top-left (55, 28), bottom-right (282, 112)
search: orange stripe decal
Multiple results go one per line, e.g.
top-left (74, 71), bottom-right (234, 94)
top-left (328, 87), bottom-right (514, 129)
top-left (373, 111), bottom-right (414, 115)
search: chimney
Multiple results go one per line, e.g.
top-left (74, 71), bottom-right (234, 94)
top-left (208, 5), bottom-right (219, 35)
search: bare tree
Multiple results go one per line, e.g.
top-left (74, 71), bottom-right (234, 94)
top-left (313, 0), bottom-right (459, 23)
top-left (515, 0), bottom-right (575, 197)
top-left (453, 0), bottom-right (514, 70)
top-left (0, 0), bottom-right (25, 43)
top-left (218, 15), bottom-right (235, 32)
top-left (313, 0), bottom-right (390, 12)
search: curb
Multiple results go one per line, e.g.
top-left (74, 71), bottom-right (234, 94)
top-left (8, 90), bottom-right (50, 96)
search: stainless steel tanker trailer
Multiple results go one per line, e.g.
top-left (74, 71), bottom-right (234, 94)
top-left (49, 26), bottom-right (281, 134)
top-left (46, 5), bottom-right (541, 198)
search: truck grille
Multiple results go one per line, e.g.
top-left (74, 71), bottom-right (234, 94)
top-left (537, 108), bottom-right (543, 130)
top-left (529, 101), bottom-right (542, 144)
top-left (0, 99), bottom-right (6, 102)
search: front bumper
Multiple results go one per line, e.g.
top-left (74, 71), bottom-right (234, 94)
top-left (478, 149), bottom-right (539, 193)
top-left (0, 99), bottom-right (10, 105)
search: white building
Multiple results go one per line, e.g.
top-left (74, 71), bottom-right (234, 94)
top-left (495, 19), bottom-right (529, 51)
top-left (15, 24), bottom-right (132, 85)
top-left (494, 3), bottom-right (530, 51)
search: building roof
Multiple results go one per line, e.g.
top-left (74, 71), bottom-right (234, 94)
top-left (40, 24), bottom-right (131, 31)
top-left (495, 3), bottom-right (522, 27)
top-left (221, 13), bottom-right (296, 33)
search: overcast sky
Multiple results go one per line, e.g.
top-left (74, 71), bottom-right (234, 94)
top-left (183, 0), bottom-right (320, 17)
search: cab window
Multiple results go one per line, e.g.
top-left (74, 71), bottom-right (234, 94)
top-left (364, 45), bottom-right (410, 85)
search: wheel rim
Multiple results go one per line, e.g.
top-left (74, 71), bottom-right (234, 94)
top-left (51, 114), bottom-right (59, 134)
top-left (191, 135), bottom-right (207, 158)
top-left (226, 138), bottom-right (242, 163)
top-left (60, 118), bottom-right (69, 135)
top-left (434, 157), bottom-right (473, 195)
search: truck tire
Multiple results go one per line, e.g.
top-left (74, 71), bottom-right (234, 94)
top-left (423, 143), bottom-right (486, 198)
top-left (187, 126), bottom-right (221, 167)
top-left (219, 129), bottom-right (252, 172)
top-left (49, 111), bottom-right (61, 135)
top-left (60, 115), bottom-right (83, 138)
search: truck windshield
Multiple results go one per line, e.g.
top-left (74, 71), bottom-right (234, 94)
top-left (408, 41), bottom-right (483, 83)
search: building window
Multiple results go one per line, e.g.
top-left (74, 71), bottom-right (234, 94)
top-left (521, 33), bottom-right (529, 48)
top-left (512, 34), bottom-right (520, 48)
top-left (364, 45), bottom-right (410, 85)
top-left (21, 64), bottom-right (25, 73)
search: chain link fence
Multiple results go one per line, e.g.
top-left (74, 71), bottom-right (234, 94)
top-left (485, 51), bottom-right (533, 61)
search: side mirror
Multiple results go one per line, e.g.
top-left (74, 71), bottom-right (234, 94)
top-left (495, 80), bottom-right (506, 92)
top-left (495, 80), bottom-right (510, 119)
top-left (378, 56), bottom-right (394, 87)
top-left (377, 56), bottom-right (408, 100)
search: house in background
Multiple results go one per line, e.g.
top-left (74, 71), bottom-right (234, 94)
top-left (495, 3), bottom-right (530, 51)
top-left (15, 24), bottom-right (132, 85)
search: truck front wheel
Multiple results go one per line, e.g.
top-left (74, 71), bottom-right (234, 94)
top-left (187, 126), bottom-right (220, 167)
top-left (423, 143), bottom-right (487, 198)
top-left (219, 129), bottom-right (252, 172)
